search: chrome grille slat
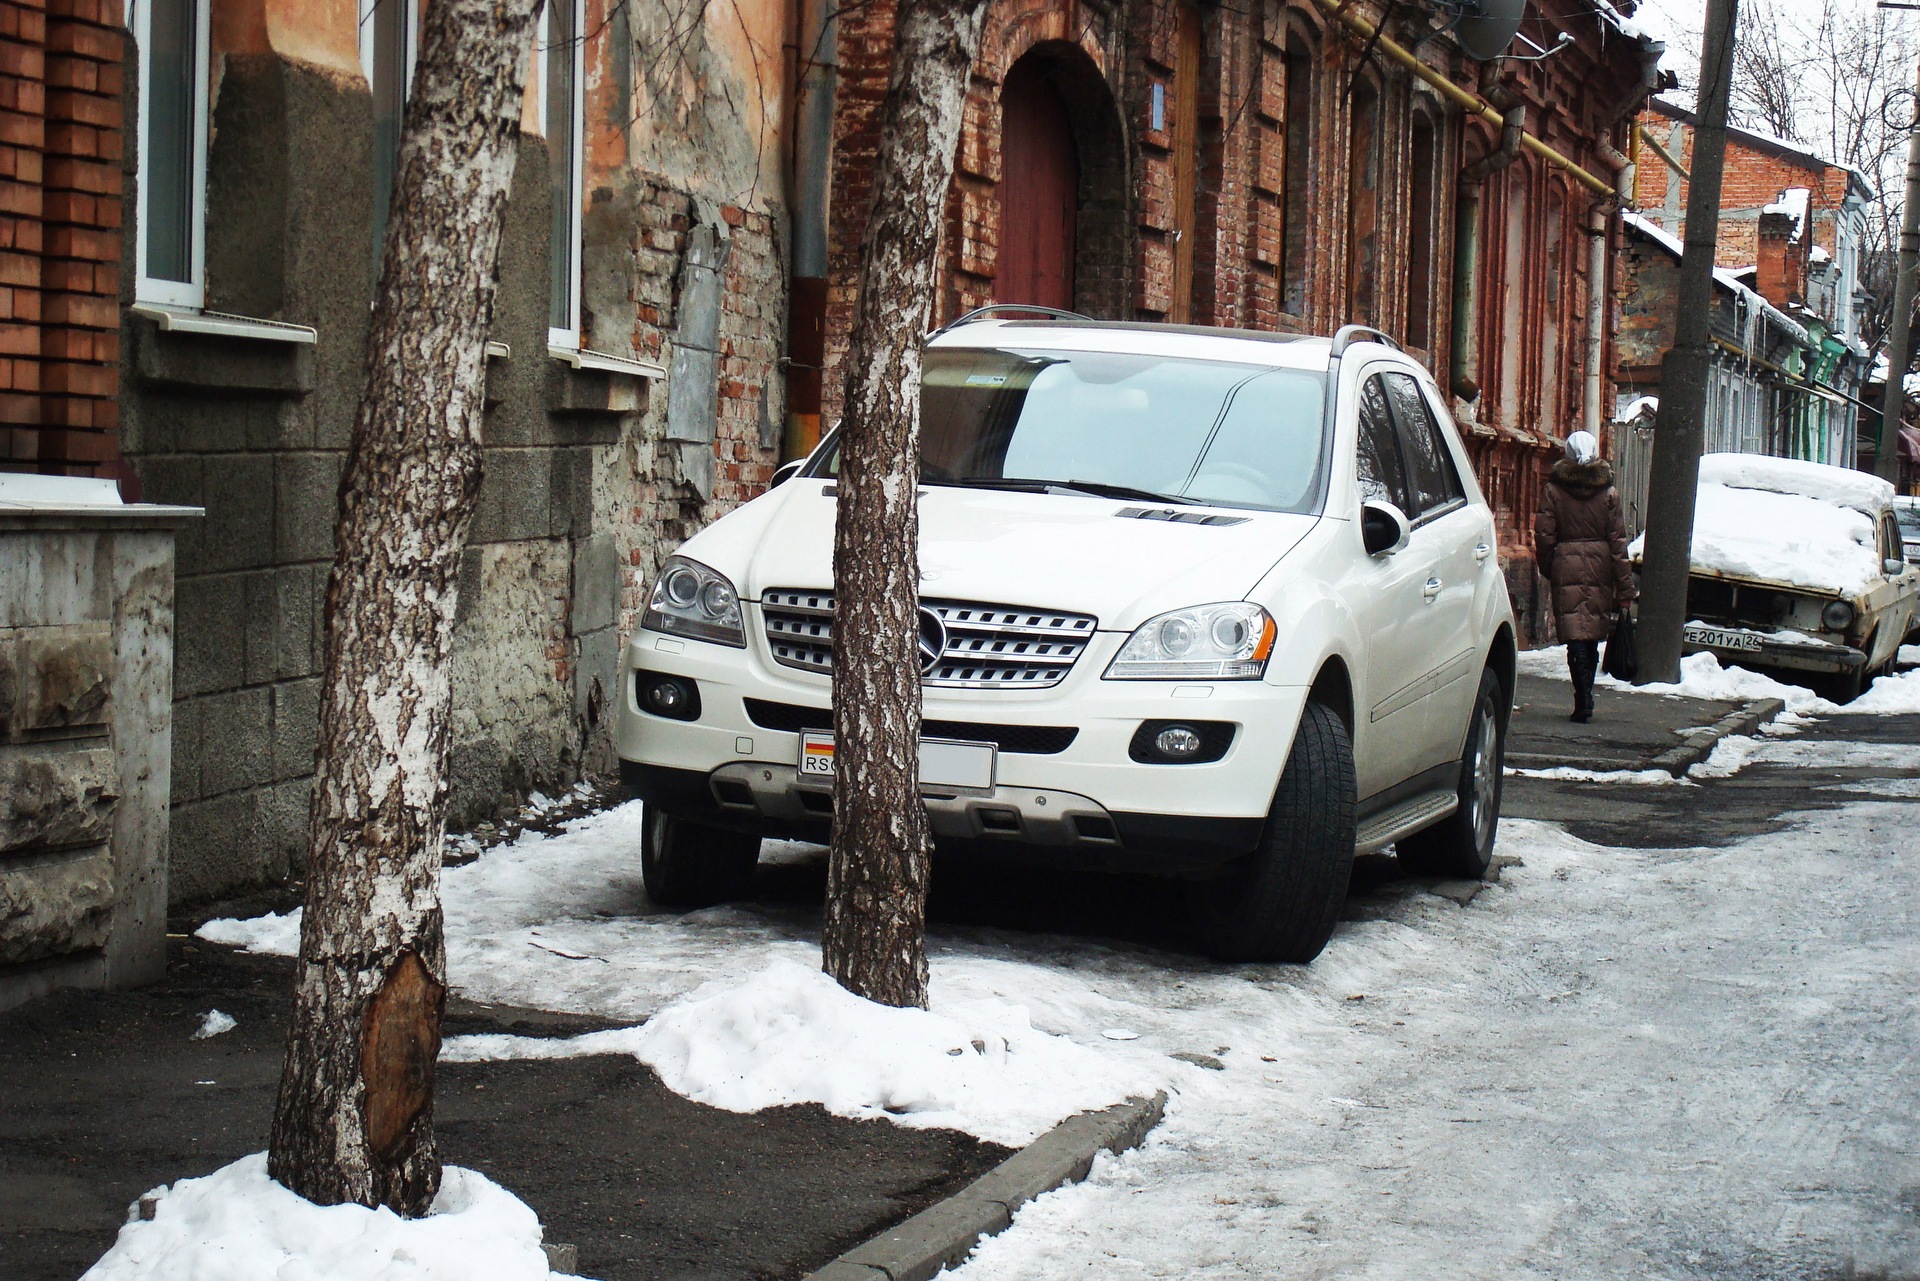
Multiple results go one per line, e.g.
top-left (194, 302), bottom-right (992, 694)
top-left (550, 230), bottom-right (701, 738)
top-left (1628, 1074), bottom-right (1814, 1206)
top-left (759, 591), bottom-right (1097, 688)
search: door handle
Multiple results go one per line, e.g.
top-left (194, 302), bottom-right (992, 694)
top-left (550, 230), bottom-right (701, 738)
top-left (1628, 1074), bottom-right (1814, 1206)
top-left (1474, 542), bottom-right (1492, 562)
top-left (1423, 577), bottom-right (1443, 601)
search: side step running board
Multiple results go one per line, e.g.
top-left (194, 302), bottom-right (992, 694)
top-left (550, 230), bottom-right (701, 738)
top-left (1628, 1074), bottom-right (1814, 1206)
top-left (1354, 788), bottom-right (1458, 855)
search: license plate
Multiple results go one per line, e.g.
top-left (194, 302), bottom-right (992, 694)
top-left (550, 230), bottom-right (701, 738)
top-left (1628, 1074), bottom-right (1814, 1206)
top-left (799, 730), bottom-right (996, 790)
top-left (1684, 624), bottom-right (1763, 652)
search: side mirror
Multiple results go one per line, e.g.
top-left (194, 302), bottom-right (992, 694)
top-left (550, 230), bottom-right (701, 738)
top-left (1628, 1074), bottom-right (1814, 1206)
top-left (769, 459), bottom-right (804, 489)
top-left (1886, 557), bottom-right (1906, 577)
top-left (1361, 501), bottom-right (1411, 557)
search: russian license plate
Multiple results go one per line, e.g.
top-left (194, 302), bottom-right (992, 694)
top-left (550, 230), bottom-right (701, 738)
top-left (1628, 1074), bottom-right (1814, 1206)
top-left (799, 731), bottom-right (996, 790)
top-left (1684, 624), bottom-right (1763, 652)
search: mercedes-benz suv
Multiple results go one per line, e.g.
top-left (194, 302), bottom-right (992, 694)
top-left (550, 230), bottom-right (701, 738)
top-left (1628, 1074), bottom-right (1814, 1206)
top-left (618, 316), bottom-right (1516, 963)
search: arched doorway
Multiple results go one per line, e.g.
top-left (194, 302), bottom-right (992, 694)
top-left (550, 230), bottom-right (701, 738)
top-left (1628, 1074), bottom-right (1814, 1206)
top-left (997, 51), bottom-right (1081, 310)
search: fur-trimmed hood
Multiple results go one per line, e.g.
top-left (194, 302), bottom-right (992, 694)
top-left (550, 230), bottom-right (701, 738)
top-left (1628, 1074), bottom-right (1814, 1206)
top-left (1549, 457), bottom-right (1614, 500)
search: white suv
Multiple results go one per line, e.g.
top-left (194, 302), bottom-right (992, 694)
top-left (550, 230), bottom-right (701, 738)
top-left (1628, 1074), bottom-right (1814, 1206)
top-left (618, 316), bottom-right (1516, 962)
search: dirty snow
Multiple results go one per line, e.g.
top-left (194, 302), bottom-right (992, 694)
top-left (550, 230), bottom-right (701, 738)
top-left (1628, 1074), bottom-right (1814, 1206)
top-left (80, 1153), bottom-right (568, 1281)
top-left (1507, 765), bottom-right (1688, 785)
top-left (194, 910), bottom-right (301, 956)
top-left (1517, 644), bottom-right (1920, 716)
top-left (443, 956), bottom-right (1157, 1146)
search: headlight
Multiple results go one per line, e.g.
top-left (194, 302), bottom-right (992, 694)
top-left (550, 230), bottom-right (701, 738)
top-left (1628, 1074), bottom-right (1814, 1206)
top-left (1822, 599), bottom-right (1854, 631)
top-left (1105, 603), bottom-right (1277, 680)
top-left (643, 556), bottom-right (746, 647)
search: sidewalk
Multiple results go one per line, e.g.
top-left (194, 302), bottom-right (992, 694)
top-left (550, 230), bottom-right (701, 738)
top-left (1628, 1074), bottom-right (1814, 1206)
top-left (1507, 670), bottom-right (1775, 775)
top-left (0, 930), bottom-right (1010, 1281)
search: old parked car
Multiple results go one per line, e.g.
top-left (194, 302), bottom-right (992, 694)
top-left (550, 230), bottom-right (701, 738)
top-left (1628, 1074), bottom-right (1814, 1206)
top-left (617, 314), bottom-right (1518, 964)
top-left (1631, 453), bottom-right (1920, 702)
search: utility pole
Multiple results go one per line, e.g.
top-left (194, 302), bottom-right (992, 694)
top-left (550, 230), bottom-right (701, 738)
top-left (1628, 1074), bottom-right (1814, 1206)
top-left (1875, 19), bottom-right (1920, 483)
top-left (1637, 0), bottom-right (1739, 684)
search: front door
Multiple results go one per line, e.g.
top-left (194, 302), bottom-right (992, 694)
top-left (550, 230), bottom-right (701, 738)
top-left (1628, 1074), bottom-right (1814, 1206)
top-left (998, 54), bottom-right (1078, 310)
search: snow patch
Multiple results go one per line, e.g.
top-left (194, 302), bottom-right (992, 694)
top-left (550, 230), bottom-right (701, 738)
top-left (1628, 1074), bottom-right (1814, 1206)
top-left (443, 956), bottom-right (1158, 1147)
top-left (1629, 481), bottom-right (1880, 596)
top-left (1508, 766), bottom-right (1690, 785)
top-left (79, 1154), bottom-right (566, 1281)
top-left (191, 1010), bottom-right (236, 1040)
top-left (194, 910), bottom-right (301, 957)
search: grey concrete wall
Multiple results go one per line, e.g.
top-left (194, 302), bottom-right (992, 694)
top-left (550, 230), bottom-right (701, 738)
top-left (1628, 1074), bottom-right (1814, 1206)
top-left (118, 49), bottom-right (785, 905)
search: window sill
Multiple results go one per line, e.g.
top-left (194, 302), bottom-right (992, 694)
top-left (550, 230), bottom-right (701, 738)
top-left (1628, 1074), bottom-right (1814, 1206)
top-left (548, 344), bottom-right (665, 380)
top-left (131, 304), bottom-right (316, 345)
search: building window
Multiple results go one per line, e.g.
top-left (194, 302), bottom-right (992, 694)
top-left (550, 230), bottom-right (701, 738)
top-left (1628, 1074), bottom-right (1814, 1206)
top-left (361, 0), bottom-right (418, 265)
top-left (546, 0), bottom-right (584, 347)
top-left (1279, 32), bottom-right (1313, 317)
top-left (133, 0), bottom-right (210, 308)
top-left (1405, 113), bottom-right (1438, 352)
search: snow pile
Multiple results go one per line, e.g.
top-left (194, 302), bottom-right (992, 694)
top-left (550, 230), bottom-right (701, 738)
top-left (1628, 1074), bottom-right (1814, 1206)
top-left (80, 1154), bottom-right (566, 1281)
top-left (1763, 187), bottom-right (1810, 239)
top-left (1697, 452), bottom-right (1893, 518)
top-left (444, 956), bottom-right (1158, 1147)
top-left (195, 910), bottom-right (301, 956)
top-left (1509, 766), bottom-right (1689, 786)
top-left (1629, 481), bottom-right (1880, 595)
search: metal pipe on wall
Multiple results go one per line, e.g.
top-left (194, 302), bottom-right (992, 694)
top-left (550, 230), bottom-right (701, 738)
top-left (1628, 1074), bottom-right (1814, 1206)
top-left (1450, 76), bottom-right (1523, 399)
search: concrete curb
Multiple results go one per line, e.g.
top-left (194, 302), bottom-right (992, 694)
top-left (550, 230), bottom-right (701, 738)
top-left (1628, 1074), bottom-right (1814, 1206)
top-left (802, 1091), bottom-right (1168, 1281)
top-left (1647, 696), bottom-right (1786, 776)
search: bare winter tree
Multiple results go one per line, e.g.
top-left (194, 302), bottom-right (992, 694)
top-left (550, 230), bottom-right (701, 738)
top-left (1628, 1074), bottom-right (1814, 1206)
top-left (267, 0), bottom-right (543, 1213)
top-left (821, 0), bottom-right (991, 1009)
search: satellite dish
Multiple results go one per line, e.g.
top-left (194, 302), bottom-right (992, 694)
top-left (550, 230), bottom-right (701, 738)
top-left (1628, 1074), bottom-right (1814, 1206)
top-left (1455, 0), bottom-right (1525, 61)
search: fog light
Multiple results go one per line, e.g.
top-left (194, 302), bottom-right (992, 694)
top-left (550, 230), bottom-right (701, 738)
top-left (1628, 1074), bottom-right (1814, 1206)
top-left (637, 673), bottom-right (701, 722)
top-left (1154, 725), bottom-right (1204, 759)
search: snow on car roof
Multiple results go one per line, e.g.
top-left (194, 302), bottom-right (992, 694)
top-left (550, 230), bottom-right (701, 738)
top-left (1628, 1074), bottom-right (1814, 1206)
top-left (928, 318), bottom-right (1341, 371)
top-left (1697, 452), bottom-right (1892, 518)
top-left (1631, 467), bottom-right (1883, 597)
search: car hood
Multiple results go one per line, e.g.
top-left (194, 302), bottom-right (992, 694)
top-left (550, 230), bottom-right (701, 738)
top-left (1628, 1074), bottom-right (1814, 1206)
top-left (679, 480), bottom-right (1320, 630)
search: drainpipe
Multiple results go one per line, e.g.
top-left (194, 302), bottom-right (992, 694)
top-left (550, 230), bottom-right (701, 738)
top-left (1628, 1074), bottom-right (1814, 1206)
top-left (1450, 73), bottom-right (1523, 400)
top-left (785, 0), bottom-right (837, 459)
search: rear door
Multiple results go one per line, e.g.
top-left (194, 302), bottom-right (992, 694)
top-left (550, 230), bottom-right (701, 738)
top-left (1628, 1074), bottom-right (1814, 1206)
top-left (1381, 369), bottom-right (1489, 766)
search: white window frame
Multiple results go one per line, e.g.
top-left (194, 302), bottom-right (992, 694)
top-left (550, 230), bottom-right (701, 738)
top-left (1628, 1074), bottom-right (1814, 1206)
top-left (131, 0), bottom-right (211, 310)
top-left (358, 0), bottom-right (419, 100)
top-left (545, 0), bottom-right (586, 350)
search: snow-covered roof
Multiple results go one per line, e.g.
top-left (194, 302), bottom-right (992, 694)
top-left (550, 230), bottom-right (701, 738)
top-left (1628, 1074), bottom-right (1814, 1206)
top-left (1620, 212), bottom-right (1813, 348)
top-left (1809, 244), bottom-right (1832, 266)
top-left (1591, 0), bottom-right (1662, 47)
top-left (1699, 451), bottom-right (1892, 518)
top-left (1867, 353), bottom-right (1920, 397)
top-left (1645, 100), bottom-right (1878, 202)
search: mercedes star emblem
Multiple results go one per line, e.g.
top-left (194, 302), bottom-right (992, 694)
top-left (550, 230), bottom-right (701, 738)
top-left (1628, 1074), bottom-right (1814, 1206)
top-left (916, 607), bottom-right (947, 674)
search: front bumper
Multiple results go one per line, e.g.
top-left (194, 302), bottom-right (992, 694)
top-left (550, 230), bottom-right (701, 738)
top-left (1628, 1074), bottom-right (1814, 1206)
top-left (615, 623), bottom-right (1306, 873)
top-left (1682, 626), bottom-right (1864, 675)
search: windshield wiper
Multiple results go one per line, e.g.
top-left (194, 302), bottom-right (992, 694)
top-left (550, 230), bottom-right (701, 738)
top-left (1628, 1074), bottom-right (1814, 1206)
top-left (924, 476), bottom-right (1202, 505)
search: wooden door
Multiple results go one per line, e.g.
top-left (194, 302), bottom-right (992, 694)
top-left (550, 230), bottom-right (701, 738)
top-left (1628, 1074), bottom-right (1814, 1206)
top-left (998, 56), bottom-right (1078, 310)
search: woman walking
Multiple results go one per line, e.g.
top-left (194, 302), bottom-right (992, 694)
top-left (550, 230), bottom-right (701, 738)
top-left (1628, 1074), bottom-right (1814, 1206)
top-left (1534, 430), bottom-right (1637, 723)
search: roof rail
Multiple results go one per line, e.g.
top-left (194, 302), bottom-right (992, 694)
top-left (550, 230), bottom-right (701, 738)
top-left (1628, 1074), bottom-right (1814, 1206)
top-left (930, 304), bottom-right (1093, 337)
top-left (1329, 324), bottom-right (1402, 357)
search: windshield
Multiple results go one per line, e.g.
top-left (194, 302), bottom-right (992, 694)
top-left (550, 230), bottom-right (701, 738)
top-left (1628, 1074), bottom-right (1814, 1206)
top-left (1896, 506), bottom-right (1920, 540)
top-left (811, 346), bottom-right (1331, 514)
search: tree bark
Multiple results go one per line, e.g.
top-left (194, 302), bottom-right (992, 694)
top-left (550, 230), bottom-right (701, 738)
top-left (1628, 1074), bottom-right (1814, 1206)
top-left (821, 0), bottom-right (990, 1010)
top-left (267, 0), bottom-right (541, 1214)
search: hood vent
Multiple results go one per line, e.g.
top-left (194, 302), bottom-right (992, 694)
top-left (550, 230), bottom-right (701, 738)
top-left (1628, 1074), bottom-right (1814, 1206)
top-left (1115, 506), bottom-right (1249, 527)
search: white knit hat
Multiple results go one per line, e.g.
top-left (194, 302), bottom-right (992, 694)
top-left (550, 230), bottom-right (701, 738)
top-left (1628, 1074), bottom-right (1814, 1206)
top-left (1565, 430), bottom-right (1599, 465)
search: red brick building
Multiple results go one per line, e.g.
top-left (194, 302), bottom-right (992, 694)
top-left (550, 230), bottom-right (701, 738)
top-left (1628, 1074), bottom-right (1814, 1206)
top-left (810, 0), bottom-right (1663, 640)
top-left (0, 0), bottom-right (125, 481)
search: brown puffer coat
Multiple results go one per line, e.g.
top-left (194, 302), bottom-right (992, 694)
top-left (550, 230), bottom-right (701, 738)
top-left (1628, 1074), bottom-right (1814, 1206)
top-left (1534, 458), bottom-right (1638, 642)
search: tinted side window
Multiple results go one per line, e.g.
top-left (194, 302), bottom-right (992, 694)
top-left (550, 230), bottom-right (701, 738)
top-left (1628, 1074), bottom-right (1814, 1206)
top-left (1384, 371), bottom-right (1464, 516)
top-left (1356, 375), bottom-right (1411, 512)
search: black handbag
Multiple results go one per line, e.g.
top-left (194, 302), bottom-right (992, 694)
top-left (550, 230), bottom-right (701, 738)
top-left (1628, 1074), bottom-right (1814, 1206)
top-left (1603, 610), bottom-right (1638, 683)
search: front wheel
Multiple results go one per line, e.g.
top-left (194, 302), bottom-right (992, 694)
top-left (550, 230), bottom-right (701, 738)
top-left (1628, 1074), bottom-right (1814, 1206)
top-left (1397, 667), bottom-right (1505, 879)
top-left (641, 808), bottom-right (762, 908)
top-left (1188, 701), bottom-right (1357, 964)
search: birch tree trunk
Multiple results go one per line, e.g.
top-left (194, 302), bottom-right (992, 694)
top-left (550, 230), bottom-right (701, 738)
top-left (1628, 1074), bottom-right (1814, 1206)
top-left (822, 0), bottom-right (991, 1010)
top-left (267, 0), bottom-right (541, 1214)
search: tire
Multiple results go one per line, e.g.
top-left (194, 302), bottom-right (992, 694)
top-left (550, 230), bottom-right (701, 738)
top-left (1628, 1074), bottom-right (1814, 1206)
top-left (1397, 668), bottom-right (1506, 879)
top-left (641, 807), bottom-right (762, 908)
top-left (1188, 701), bottom-right (1357, 964)
top-left (1819, 667), bottom-right (1864, 704)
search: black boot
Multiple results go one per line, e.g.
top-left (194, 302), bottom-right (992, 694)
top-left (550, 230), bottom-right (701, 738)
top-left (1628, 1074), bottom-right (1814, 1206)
top-left (1567, 641), bottom-right (1598, 723)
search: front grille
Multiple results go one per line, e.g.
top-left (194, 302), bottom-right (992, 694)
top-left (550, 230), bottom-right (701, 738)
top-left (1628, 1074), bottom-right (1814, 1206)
top-left (760, 590), bottom-right (1098, 689)
top-left (743, 698), bottom-right (1079, 755)
top-left (1686, 575), bottom-right (1793, 629)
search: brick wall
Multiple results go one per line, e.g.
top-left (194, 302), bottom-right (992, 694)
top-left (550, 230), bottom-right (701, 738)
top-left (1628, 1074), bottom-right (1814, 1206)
top-left (0, 0), bottom-right (119, 478)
